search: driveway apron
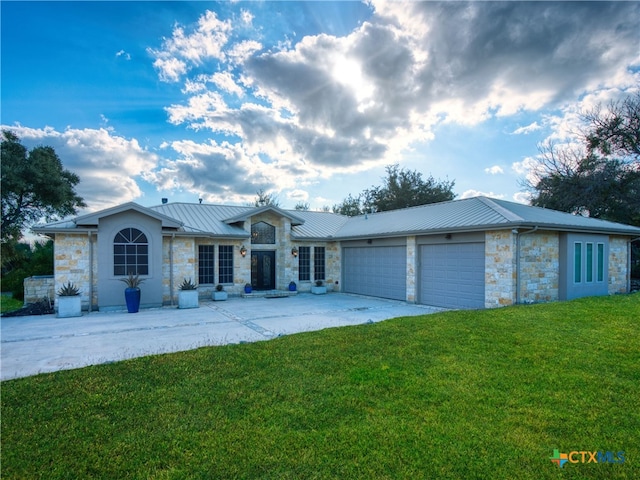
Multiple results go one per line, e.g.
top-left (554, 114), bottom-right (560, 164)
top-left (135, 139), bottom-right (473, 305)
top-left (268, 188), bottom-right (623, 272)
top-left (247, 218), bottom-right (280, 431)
top-left (1, 293), bottom-right (442, 380)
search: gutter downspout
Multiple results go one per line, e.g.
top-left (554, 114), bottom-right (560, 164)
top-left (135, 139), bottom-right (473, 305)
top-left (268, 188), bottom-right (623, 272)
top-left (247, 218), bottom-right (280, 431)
top-left (170, 234), bottom-right (175, 306)
top-left (88, 231), bottom-right (93, 314)
top-left (628, 236), bottom-right (640, 293)
top-left (515, 226), bottom-right (539, 305)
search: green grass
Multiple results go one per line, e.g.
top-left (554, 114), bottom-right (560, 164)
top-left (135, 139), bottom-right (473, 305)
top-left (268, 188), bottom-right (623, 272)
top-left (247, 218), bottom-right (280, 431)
top-left (2, 294), bottom-right (639, 479)
top-left (0, 296), bottom-right (23, 314)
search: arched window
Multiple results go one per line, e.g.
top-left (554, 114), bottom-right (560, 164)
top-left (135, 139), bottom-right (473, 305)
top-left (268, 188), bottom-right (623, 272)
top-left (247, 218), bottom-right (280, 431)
top-left (113, 228), bottom-right (148, 276)
top-left (251, 221), bottom-right (276, 244)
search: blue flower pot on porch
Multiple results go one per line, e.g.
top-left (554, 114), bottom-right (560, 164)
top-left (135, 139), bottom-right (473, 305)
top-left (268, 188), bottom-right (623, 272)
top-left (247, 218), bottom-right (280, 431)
top-left (124, 287), bottom-right (141, 313)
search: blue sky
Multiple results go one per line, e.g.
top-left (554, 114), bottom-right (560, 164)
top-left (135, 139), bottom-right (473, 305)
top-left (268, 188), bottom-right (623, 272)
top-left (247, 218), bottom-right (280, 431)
top-left (2, 1), bottom-right (639, 213)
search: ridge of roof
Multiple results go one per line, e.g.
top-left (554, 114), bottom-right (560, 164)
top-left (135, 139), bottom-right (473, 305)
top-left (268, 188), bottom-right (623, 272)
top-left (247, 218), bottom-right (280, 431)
top-left (475, 196), bottom-right (524, 222)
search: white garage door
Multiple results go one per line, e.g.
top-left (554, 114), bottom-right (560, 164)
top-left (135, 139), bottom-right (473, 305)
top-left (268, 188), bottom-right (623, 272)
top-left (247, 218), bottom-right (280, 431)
top-left (419, 243), bottom-right (485, 309)
top-left (343, 246), bottom-right (406, 301)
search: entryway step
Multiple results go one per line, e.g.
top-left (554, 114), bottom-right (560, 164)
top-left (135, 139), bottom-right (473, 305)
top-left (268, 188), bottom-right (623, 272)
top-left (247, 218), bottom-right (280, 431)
top-left (242, 290), bottom-right (298, 299)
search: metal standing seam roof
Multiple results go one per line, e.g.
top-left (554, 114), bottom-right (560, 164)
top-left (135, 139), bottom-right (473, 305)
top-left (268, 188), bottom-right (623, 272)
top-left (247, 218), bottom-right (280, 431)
top-left (149, 203), bottom-right (251, 237)
top-left (331, 196), bottom-right (640, 239)
top-left (34, 197), bottom-right (640, 238)
top-left (149, 203), bottom-right (348, 239)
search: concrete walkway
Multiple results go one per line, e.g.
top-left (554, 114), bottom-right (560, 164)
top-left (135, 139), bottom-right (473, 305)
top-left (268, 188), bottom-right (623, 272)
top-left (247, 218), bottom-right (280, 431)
top-left (1, 293), bottom-right (443, 381)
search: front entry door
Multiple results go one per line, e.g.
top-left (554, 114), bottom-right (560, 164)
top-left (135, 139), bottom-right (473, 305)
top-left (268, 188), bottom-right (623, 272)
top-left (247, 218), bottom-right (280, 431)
top-left (251, 251), bottom-right (276, 290)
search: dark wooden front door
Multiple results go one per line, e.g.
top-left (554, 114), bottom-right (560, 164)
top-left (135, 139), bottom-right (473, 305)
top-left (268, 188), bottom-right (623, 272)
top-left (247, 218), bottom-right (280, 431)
top-left (251, 251), bottom-right (276, 290)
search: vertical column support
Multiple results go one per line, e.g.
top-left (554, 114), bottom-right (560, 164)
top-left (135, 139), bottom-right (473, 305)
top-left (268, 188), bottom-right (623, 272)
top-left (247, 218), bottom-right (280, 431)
top-left (406, 236), bottom-right (417, 303)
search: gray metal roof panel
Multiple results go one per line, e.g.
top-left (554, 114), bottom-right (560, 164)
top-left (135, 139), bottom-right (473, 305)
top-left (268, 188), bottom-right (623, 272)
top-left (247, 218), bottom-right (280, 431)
top-left (488, 198), bottom-right (640, 234)
top-left (290, 210), bottom-right (349, 239)
top-left (333, 197), bottom-right (640, 239)
top-left (149, 203), bottom-right (250, 236)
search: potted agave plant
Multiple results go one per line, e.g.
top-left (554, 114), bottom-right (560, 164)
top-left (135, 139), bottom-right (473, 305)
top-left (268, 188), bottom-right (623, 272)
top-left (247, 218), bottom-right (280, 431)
top-left (311, 279), bottom-right (327, 295)
top-left (57, 281), bottom-right (82, 318)
top-left (178, 278), bottom-right (199, 309)
top-left (120, 272), bottom-right (144, 313)
top-left (212, 284), bottom-right (228, 301)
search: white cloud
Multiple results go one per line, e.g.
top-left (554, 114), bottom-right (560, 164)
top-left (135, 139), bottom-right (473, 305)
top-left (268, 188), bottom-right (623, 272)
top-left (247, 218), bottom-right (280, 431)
top-left (148, 10), bottom-right (231, 82)
top-left (116, 49), bottom-right (131, 60)
top-left (146, 3), bottom-right (639, 205)
top-left (512, 122), bottom-right (541, 135)
top-left (484, 165), bottom-right (504, 175)
top-left (460, 190), bottom-right (505, 200)
top-left (2, 125), bottom-right (160, 211)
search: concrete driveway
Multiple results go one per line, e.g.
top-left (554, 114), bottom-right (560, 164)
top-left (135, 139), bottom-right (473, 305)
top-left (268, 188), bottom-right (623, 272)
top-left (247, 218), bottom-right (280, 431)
top-left (1, 293), bottom-right (442, 381)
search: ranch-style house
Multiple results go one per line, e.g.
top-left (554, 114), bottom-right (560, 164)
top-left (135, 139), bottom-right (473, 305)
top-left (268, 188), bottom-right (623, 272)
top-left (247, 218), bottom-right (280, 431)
top-left (34, 196), bottom-right (640, 312)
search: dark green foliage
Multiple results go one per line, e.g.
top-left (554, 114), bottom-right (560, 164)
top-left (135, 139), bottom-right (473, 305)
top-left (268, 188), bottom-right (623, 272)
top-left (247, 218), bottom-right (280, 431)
top-left (2, 294), bottom-right (638, 479)
top-left (179, 277), bottom-right (198, 290)
top-left (529, 93), bottom-right (640, 226)
top-left (1, 131), bottom-right (86, 243)
top-left (528, 93), bottom-right (640, 277)
top-left (532, 153), bottom-right (640, 226)
top-left (0, 240), bottom-right (53, 300)
top-left (57, 282), bottom-right (80, 296)
top-left (334, 164), bottom-right (456, 216)
top-left (119, 272), bottom-right (145, 289)
top-left (584, 92), bottom-right (640, 161)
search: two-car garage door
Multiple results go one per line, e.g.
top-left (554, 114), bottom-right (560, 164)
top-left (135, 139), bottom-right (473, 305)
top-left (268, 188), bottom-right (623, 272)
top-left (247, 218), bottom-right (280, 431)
top-left (342, 241), bottom-right (485, 309)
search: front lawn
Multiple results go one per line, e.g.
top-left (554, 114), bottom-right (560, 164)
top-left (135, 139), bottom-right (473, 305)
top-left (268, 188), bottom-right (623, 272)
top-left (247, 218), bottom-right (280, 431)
top-left (2, 294), bottom-right (639, 479)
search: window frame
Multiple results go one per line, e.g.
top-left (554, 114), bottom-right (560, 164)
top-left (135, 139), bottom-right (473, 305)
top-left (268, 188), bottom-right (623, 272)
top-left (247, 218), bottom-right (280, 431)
top-left (218, 245), bottom-right (234, 284)
top-left (314, 246), bottom-right (326, 281)
top-left (299, 246), bottom-right (311, 281)
top-left (113, 227), bottom-right (149, 277)
top-left (198, 245), bottom-right (216, 285)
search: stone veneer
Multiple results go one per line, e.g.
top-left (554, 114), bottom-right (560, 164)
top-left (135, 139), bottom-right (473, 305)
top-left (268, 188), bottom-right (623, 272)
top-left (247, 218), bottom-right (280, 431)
top-left (484, 230), bottom-right (517, 307)
top-left (608, 236), bottom-right (629, 295)
top-left (53, 233), bottom-right (95, 311)
top-left (23, 275), bottom-right (55, 305)
top-left (406, 236), bottom-right (417, 303)
top-left (518, 231), bottom-right (560, 304)
top-left (159, 211), bottom-right (341, 304)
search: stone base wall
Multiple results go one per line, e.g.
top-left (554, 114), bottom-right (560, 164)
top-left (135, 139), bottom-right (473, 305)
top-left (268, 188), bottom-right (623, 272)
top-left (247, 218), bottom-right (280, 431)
top-left (54, 233), bottom-right (94, 311)
top-left (23, 276), bottom-right (55, 305)
top-left (609, 236), bottom-right (629, 294)
top-left (519, 231), bottom-right (559, 304)
top-left (485, 230), bottom-right (517, 307)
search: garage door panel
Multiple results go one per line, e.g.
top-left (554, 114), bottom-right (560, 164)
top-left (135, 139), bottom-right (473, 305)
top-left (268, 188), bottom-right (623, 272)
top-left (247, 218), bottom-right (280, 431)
top-left (420, 243), bottom-right (485, 309)
top-left (343, 246), bottom-right (406, 301)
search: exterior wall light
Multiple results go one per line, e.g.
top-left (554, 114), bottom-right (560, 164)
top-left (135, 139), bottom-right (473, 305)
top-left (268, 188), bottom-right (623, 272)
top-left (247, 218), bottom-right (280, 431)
top-left (291, 246), bottom-right (298, 257)
top-left (240, 245), bottom-right (247, 257)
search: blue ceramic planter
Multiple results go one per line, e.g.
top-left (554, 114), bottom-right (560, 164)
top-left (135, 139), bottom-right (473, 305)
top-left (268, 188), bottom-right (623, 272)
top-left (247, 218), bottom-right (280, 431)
top-left (124, 287), bottom-right (141, 313)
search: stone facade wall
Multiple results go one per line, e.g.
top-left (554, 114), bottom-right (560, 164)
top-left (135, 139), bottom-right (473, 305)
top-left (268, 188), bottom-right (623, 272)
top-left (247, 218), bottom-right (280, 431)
top-left (518, 231), bottom-right (560, 304)
top-left (608, 236), bottom-right (629, 295)
top-left (406, 236), bottom-right (417, 303)
top-left (23, 276), bottom-right (55, 305)
top-left (54, 233), bottom-right (93, 311)
top-left (162, 236), bottom-right (197, 304)
top-left (485, 230), bottom-right (517, 307)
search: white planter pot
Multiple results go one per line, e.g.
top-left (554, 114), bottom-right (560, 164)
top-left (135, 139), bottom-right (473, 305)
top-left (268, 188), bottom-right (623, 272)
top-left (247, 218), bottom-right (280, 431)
top-left (178, 290), bottom-right (199, 309)
top-left (311, 286), bottom-right (327, 295)
top-left (57, 296), bottom-right (82, 318)
top-left (212, 291), bottom-right (228, 301)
